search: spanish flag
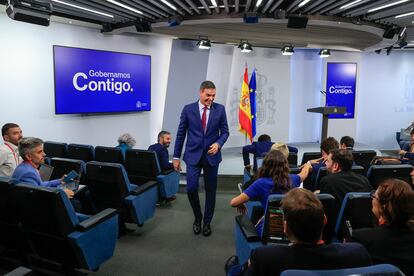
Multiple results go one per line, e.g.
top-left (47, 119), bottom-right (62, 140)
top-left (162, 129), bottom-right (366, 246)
top-left (239, 65), bottom-right (253, 142)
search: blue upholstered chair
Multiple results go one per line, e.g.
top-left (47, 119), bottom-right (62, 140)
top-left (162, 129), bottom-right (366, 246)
top-left (50, 157), bottom-right (85, 181)
top-left (0, 177), bottom-right (32, 258)
top-left (14, 183), bottom-right (118, 272)
top-left (280, 264), bottom-right (404, 276)
top-left (85, 161), bottom-right (158, 227)
top-left (125, 149), bottom-right (179, 199)
top-left (67, 143), bottom-right (95, 162)
top-left (334, 192), bottom-right (374, 241)
top-left (43, 141), bottom-right (68, 158)
top-left (367, 164), bottom-right (413, 189)
top-left (234, 194), bottom-right (284, 265)
top-left (94, 146), bottom-right (124, 165)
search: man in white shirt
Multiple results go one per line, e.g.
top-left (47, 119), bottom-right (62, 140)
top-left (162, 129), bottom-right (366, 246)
top-left (0, 123), bottom-right (23, 177)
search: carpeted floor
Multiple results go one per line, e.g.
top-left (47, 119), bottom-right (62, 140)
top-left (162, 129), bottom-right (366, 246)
top-left (92, 190), bottom-right (239, 276)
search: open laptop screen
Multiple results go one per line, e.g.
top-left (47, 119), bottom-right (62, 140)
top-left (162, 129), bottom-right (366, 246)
top-left (39, 164), bottom-right (54, 181)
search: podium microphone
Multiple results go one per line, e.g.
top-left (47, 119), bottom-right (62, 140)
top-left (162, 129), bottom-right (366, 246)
top-left (404, 122), bottom-right (414, 131)
top-left (320, 90), bottom-right (326, 95)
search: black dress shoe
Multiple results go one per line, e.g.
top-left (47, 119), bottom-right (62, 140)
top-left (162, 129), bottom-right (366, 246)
top-left (202, 224), bottom-right (211, 236)
top-left (193, 219), bottom-right (202, 235)
top-left (166, 195), bottom-right (177, 202)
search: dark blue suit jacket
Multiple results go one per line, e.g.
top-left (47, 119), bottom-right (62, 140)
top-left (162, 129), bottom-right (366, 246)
top-left (173, 101), bottom-right (229, 166)
top-left (148, 143), bottom-right (173, 171)
top-left (242, 141), bottom-right (273, 171)
top-left (247, 242), bottom-right (371, 276)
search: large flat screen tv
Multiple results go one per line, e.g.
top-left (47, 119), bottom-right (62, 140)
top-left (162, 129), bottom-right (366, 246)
top-left (53, 46), bottom-right (151, 114)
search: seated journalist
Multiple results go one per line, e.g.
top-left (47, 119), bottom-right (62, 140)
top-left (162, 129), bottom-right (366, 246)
top-left (352, 178), bottom-right (414, 275)
top-left (316, 149), bottom-right (372, 207)
top-left (231, 150), bottom-right (312, 236)
top-left (399, 129), bottom-right (414, 165)
top-left (246, 188), bottom-right (372, 276)
top-left (116, 133), bottom-right (136, 156)
top-left (12, 137), bottom-right (76, 200)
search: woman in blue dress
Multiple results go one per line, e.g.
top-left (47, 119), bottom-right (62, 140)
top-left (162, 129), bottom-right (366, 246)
top-left (230, 149), bottom-right (312, 236)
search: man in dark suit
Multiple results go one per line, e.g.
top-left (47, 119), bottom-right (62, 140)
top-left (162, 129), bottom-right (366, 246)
top-left (149, 130), bottom-right (176, 202)
top-left (173, 80), bottom-right (229, 237)
top-left (148, 130), bottom-right (173, 172)
top-left (243, 134), bottom-right (298, 172)
top-left (317, 149), bottom-right (372, 207)
top-left (246, 188), bottom-right (371, 276)
top-left (242, 134), bottom-right (273, 172)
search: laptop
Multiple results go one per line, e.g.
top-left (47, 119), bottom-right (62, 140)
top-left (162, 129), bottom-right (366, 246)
top-left (39, 164), bottom-right (54, 181)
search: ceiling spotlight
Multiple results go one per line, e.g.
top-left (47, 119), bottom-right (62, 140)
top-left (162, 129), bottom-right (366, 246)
top-left (197, 37), bottom-right (211, 50)
top-left (238, 40), bottom-right (253, 53)
top-left (318, 49), bottom-right (331, 58)
top-left (386, 46), bottom-right (393, 56)
top-left (398, 39), bottom-right (408, 48)
top-left (281, 45), bottom-right (294, 55)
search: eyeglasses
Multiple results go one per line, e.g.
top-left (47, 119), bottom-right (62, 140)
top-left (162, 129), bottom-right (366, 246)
top-left (370, 190), bottom-right (377, 200)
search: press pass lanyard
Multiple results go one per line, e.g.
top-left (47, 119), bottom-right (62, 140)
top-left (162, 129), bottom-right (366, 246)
top-left (5, 143), bottom-right (19, 166)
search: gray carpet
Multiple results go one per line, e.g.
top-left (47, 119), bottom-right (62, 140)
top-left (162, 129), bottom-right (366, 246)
top-left (93, 190), bottom-right (239, 276)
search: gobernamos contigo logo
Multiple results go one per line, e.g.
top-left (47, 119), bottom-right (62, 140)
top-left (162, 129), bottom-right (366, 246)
top-left (72, 69), bottom-right (134, 95)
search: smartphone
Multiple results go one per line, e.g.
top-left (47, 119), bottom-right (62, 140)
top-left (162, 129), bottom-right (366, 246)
top-left (63, 170), bottom-right (79, 183)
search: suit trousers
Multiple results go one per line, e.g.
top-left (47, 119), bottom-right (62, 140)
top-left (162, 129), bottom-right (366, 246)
top-left (186, 154), bottom-right (219, 225)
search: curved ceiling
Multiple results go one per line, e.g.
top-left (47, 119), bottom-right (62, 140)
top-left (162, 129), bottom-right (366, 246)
top-left (1, 0), bottom-right (414, 51)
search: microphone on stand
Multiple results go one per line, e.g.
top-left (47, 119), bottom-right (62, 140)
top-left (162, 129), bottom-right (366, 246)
top-left (320, 90), bottom-right (327, 107)
top-left (404, 121), bottom-right (414, 132)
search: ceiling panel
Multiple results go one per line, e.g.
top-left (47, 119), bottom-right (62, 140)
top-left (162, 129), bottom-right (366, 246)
top-left (1, 0), bottom-right (413, 50)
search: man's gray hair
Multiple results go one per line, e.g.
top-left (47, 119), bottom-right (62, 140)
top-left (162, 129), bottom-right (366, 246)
top-left (18, 137), bottom-right (43, 160)
top-left (118, 133), bottom-right (136, 148)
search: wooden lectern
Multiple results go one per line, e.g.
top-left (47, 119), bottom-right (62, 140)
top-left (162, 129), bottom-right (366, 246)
top-left (307, 106), bottom-right (346, 142)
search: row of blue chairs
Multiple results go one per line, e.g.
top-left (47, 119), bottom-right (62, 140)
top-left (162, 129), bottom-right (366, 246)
top-left (0, 176), bottom-right (118, 274)
top-left (44, 142), bottom-right (180, 198)
top-left (227, 263), bottom-right (403, 276)
top-left (47, 156), bottom-right (180, 225)
top-left (236, 192), bottom-right (374, 265)
top-left (48, 148), bottom-right (180, 200)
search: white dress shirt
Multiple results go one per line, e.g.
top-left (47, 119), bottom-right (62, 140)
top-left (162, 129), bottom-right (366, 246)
top-left (0, 141), bottom-right (22, 177)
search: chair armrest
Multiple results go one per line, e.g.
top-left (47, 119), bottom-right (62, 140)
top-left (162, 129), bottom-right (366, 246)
top-left (76, 208), bottom-right (117, 231)
top-left (235, 214), bottom-right (260, 242)
top-left (161, 169), bottom-right (174, 175)
top-left (4, 266), bottom-right (33, 276)
top-left (130, 180), bottom-right (158, 195)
